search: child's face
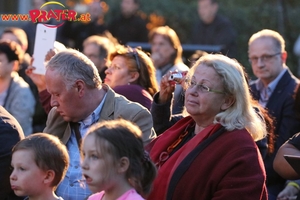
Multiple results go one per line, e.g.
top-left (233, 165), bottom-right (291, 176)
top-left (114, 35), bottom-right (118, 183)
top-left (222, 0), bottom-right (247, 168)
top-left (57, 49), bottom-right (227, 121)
top-left (81, 134), bottom-right (119, 193)
top-left (10, 149), bottom-right (48, 197)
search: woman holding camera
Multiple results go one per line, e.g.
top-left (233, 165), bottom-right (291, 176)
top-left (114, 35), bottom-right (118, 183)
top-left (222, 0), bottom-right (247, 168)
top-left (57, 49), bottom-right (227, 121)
top-left (146, 54), bottom-right (268, 200)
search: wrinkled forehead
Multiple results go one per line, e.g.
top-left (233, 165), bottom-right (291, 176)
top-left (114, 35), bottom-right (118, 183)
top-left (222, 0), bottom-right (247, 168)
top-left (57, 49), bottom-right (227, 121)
top-left (45, 67), bottom-right (64, 84)
top-left (192, 63), bottom-right (221, 80)
top-left (248, 37), bottom-right (278, 55)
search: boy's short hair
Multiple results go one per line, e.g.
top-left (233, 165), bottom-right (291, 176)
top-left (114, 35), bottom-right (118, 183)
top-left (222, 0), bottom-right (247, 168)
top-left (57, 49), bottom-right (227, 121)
top-left (12, 133), bottom-right (69, 188)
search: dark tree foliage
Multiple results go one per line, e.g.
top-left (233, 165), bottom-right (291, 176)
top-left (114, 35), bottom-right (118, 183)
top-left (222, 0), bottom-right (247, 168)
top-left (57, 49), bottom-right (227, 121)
top-left (104, 0), bottom-right (300, 77)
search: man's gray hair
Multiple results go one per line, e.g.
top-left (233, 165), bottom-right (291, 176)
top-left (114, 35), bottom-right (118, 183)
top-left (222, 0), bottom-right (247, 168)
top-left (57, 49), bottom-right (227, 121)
top-left (46, 49), bottom-right (102, 90)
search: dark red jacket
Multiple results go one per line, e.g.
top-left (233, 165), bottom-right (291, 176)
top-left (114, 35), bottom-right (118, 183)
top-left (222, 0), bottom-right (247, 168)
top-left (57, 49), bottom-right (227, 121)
top-left (147, 116), bottom-right (267, 200)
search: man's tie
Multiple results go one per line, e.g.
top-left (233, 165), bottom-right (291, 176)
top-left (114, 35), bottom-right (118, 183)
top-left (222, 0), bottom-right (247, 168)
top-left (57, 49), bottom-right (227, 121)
top-left (70, 122), bottom-right (82, 151)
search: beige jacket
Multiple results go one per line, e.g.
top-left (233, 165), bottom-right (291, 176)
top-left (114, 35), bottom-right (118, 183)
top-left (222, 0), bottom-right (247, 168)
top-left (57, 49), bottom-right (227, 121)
top-left (43, 84), bottom-right (156, 145)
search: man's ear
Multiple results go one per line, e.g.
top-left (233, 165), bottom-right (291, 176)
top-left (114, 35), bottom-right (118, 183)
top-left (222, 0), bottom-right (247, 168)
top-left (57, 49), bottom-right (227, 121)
top-left (43, 169), bottom-right (55, 185)
top-left (74, 80), bottom-right (85, 96)
top-left (117, 157), bottom-right (130, 174)
top-left (221, 95), bottom-right (235, 111)
top-left (281, 51), bottom-right (288, 64)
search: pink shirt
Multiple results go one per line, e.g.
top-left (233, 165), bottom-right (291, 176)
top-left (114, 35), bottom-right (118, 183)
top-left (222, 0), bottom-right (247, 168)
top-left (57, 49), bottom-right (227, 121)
top-left (88, 189), bottom-right (144, 200)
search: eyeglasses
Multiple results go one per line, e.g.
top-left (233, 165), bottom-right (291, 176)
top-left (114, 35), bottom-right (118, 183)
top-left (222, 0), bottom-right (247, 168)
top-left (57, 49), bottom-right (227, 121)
top-left (128, 47), bottom-right (141, 70)
top-left (186, 79), bottom-right (225, 94)
top-left (248, 52), bottom-right (281, 64)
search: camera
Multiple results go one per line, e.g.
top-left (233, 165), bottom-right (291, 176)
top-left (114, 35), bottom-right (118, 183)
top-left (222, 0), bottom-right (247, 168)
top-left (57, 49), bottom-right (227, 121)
top-left (168, 71), bottom-right (188, 83)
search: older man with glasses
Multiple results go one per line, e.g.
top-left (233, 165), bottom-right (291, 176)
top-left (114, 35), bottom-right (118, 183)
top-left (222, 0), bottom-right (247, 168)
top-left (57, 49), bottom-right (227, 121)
top-left (248, 29), bottom-right (300, 200)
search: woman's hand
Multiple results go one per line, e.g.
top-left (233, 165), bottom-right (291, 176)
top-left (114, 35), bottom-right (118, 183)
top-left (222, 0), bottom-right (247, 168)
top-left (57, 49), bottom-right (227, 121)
top-left (158, 71), bottom-right (176, 104)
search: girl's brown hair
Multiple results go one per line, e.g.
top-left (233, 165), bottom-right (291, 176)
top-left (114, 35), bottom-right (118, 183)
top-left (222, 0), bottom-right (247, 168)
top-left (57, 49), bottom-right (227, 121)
top-left (85, 119), bottom-right (157, 198)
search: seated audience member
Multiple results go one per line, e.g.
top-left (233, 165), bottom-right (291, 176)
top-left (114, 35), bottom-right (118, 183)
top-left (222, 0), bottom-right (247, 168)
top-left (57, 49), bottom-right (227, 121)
top-left (108, 0), bottom-right (148, 45)
top-left (191, 0), bottom-right (237, 58)
top-left (1, 27), bottom-right (47, 132)
top-left (81, 119), bottom-right (156, 200)
top-left (151, 59), bottom-right (274, 158)
top-left (149, 26), bottom-right (189, 114)
top-left (105, 46), bottom-right (158, 110)
top-left (42, 49), bottom-right (156, 199)
top-left (146, 54), bottom-right (268, 200)
top-left (83, 35), bottom-right (115, 80)
top-left (0, 106), bottom-right (24, 200)
top-left (26, 36), bottom-right (115, 114)
top-left (0, 40), bottom-right (35, 136)
top-left (155, 70), bottom-right (274, 154)
top-left (10, 133), bottom-right (69, 200)
top-left (248, 29), bottom-right (300, 199)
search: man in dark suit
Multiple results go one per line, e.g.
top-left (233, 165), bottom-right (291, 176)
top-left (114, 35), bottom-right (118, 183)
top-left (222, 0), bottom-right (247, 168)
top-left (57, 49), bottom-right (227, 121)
top-left (0, 106), bottom-right (25, 200)
top-left (248, 29), bottom-right (300, 200)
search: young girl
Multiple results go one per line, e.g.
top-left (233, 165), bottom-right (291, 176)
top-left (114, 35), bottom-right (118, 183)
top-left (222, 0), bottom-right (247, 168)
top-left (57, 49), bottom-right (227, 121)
top-left (10, 133), bottom-right (69, 200)
top-left (81, 119), bottom-right (157, 200)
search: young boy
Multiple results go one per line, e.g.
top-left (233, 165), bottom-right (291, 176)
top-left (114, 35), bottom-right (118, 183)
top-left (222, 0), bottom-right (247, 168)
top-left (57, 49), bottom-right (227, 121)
top-left (10, 133), bottom-right (69, 200)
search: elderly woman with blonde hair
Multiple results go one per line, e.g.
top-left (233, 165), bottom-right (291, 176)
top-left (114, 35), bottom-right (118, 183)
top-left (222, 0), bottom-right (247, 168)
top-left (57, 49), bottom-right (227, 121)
top-left (146, 54), bottom-right (268, 200)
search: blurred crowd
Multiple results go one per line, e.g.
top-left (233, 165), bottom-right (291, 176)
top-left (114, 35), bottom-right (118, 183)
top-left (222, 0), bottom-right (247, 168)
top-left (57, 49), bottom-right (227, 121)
top-left (1, 0), bottom-right (300, 200)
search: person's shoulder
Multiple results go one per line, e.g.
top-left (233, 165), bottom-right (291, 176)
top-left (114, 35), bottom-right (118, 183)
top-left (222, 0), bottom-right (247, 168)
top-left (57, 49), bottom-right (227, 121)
top-left (0, 106), bottom-right (24, 140)
top-left (44, 107), bottom-right (67, 130)
top-left (11, 72), bottom-right (29, 87)
top-left (114, 84), bottom-right (144, 93)
top-left (108, 15), bottom-right (123, 25)
top-left (113, 84), bottom-right (134, 92)
top-left (107, 86), bottom-right (147, 110)
top-left (249, 78), bottom-right (259, 87)
top-left (10, 73), bottom-right (34, 99)
top-left (221, 128), bottom-right (256, 146)
top-left (87, 191), bottom-right (104, 200)
top-left (216, 129), bottom-right (259, 157)
top-left (132, 13), bottom-right (148, 22)
top-left (119, 188), bottom-right (145, 200)
top-left (287, 70), bottom-right (300, 84)
top-left (47, 107), bottom-right (65, 123)
top-left (114, 93), bottom-right (148, 112)
top-left (215, 13), bottom-right (233, 25)
top-left (278, 69), bottom-right (299, 90)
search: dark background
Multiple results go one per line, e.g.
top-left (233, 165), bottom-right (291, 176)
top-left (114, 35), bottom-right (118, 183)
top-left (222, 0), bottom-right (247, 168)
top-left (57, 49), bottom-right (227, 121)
top-left (104, 0), bottom-right (300, 79)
